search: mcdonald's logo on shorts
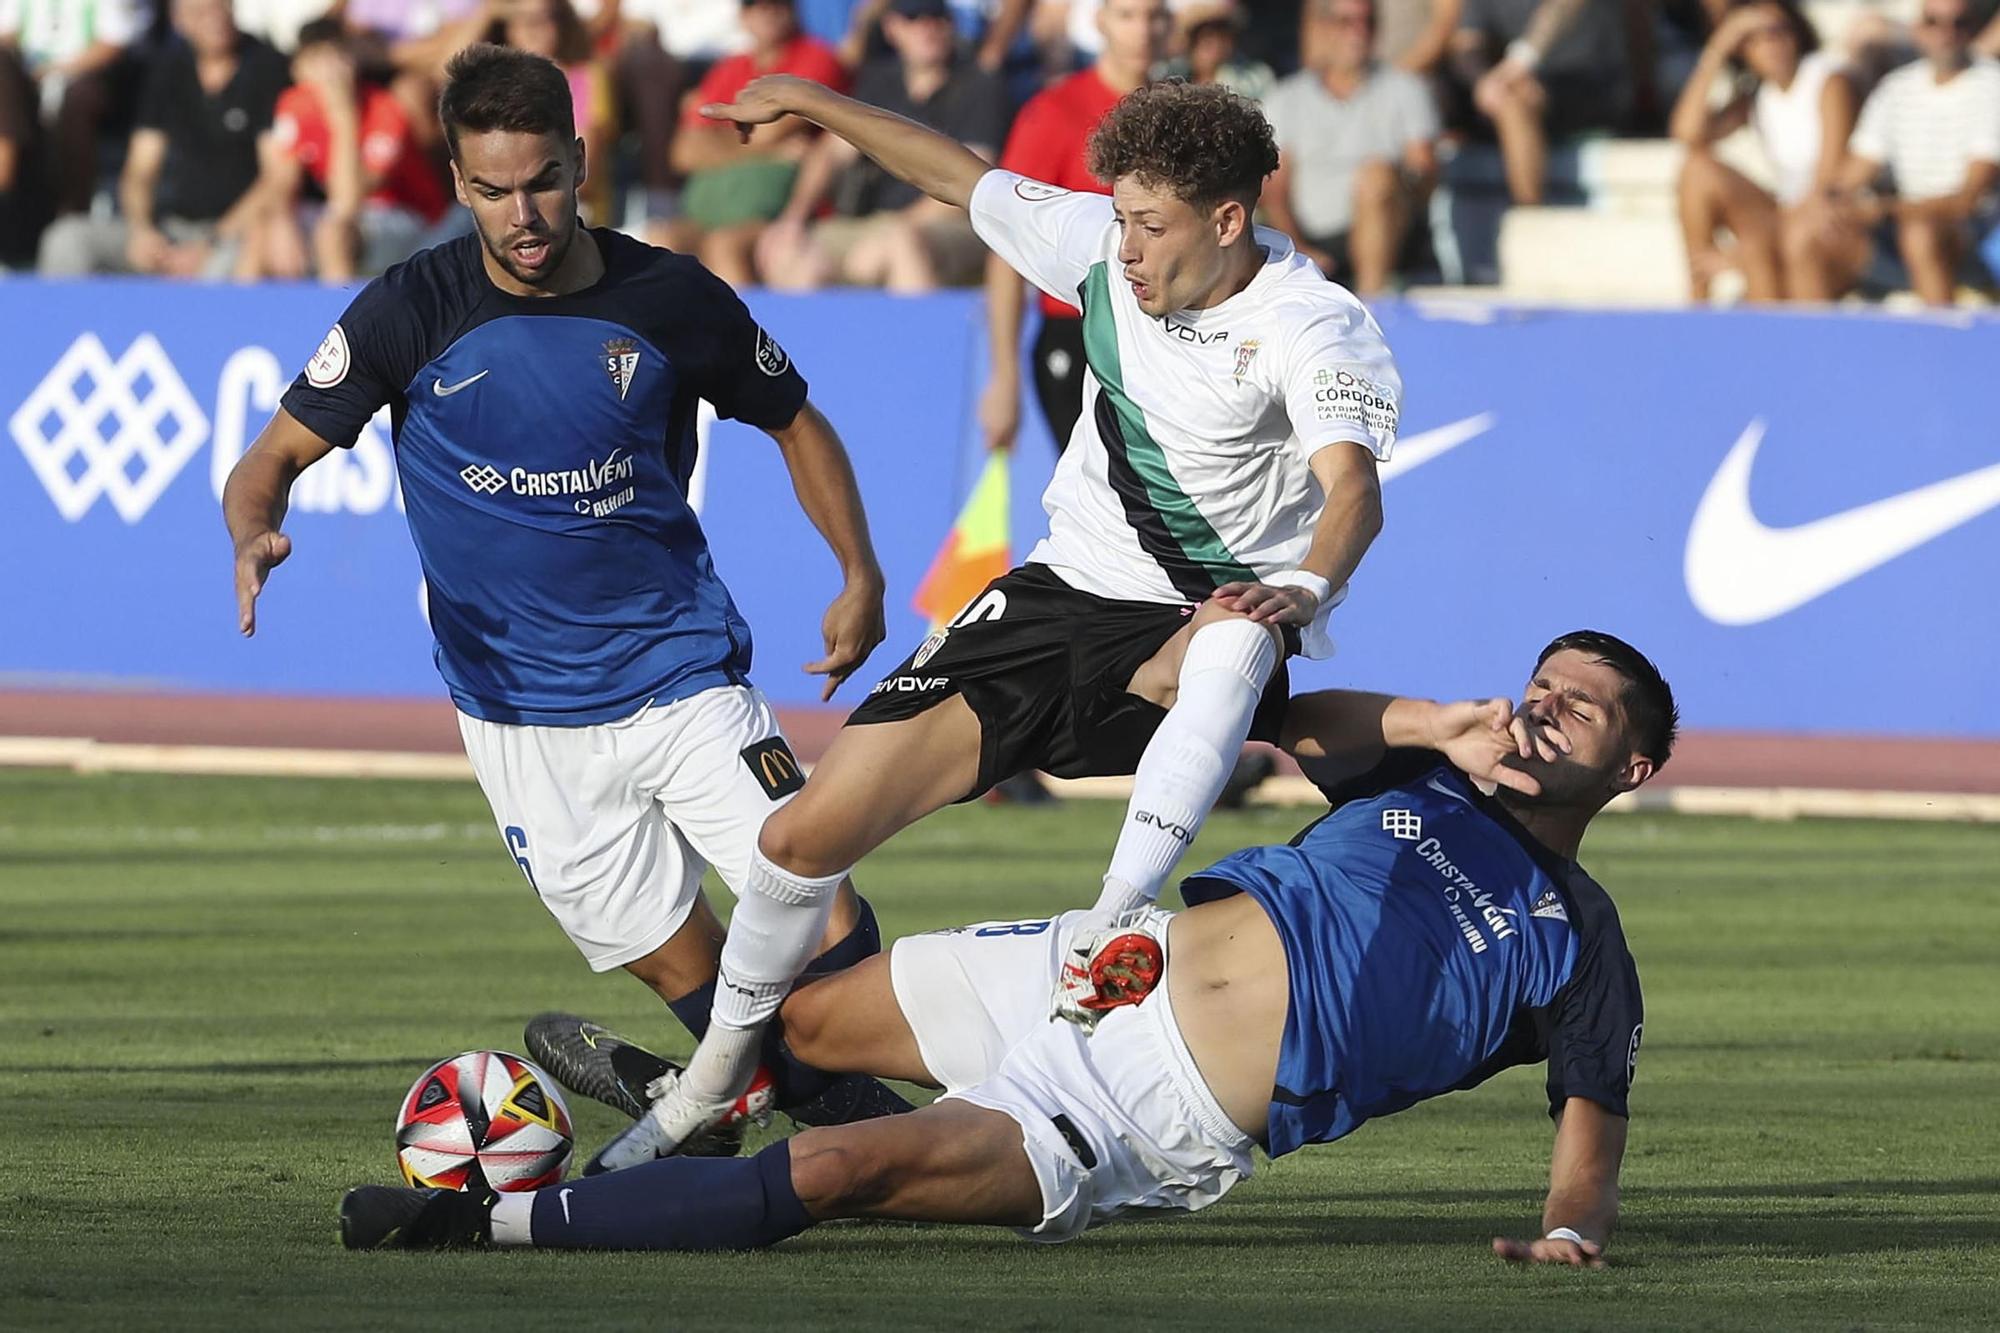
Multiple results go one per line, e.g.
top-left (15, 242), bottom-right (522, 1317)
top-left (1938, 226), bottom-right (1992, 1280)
top-left (740, 736), bottom-right (805, 800)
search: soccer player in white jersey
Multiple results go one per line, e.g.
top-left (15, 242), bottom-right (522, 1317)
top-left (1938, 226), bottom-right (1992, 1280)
top-left (587, 76), bottom-right (1402, 1169)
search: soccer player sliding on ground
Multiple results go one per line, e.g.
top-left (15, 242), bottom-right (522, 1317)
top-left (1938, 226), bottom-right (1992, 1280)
top-left (224, 44), bottom-right (911, 1162)
top-left (341, 631), bottom-right (1672, 1266)
top-left (575, 73), bottom-right (1406, 1169)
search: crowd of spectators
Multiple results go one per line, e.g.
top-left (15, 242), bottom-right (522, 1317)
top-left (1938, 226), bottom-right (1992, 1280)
top-left (4, 0), bottom-right (2000, 305)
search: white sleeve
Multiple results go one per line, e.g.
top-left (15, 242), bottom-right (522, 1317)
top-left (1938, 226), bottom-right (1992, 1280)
top-left (1281, 304), bottom-right (1402, 463)
top-left (968, 168), bottom-right (1116, 308)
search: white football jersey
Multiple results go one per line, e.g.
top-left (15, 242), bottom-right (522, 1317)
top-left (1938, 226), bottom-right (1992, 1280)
top-left (968, 169), bottom-right (1401, 629)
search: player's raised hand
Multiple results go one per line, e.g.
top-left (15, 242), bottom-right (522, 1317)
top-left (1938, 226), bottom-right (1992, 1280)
top-left (807, 579), bottom-right (886, 701)
top-left (234, 530), bottom-right (293, 637)
top-left (1491, 1235), bottom-right (1605, 1268)
top-left (1427, 698), bottom-right (1542, 796)
top-left (701, 75), bottom-right (815, 143)
top-left (1212, 581), bottom-right (1319, 626)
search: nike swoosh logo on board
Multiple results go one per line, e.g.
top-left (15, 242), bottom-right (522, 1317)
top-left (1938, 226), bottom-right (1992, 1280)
top-left (432, 370), bottom-right (490, 397)
top-left (1379, 412), bottom-right (1497, 483)
top-left (1685, 420), bottom-right (2000, 625)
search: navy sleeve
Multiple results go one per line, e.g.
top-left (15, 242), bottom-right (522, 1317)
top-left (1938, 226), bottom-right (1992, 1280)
top-left (1544, 909), bottom-right (1644, 1119)
top-left (1310, 747), bottom-right (1448, 809)
top-left (280, 277), bottom-right (427, 449)
top-left (683, 267), bottom-right (809, 430)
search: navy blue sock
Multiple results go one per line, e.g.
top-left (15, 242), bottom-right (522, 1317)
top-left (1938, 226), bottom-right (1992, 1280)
top-left (802, 893), bottom-right (880, 977)
top-left (527, 1141), bottom-right (812, 1251)
top-left (666, 978), bottom-right (716, 1041)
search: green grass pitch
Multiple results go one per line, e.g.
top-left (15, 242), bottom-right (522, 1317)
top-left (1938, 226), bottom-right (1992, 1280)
top-left (2, 768), bottom-right (1997, 1330)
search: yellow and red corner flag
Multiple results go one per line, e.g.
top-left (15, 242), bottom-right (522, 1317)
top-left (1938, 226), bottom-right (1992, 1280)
top-left (912, 450), bottom-right (1010, 627)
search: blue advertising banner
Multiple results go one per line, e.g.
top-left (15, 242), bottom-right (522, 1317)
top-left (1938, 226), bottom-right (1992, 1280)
top-left (2, 280), bottom-right (1995, 737)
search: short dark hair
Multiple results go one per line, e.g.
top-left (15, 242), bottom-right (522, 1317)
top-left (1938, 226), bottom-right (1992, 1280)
top-left (437, 43), bottom-right (576, 160)
top-left (294, 17), bottom-right (347, 52)
top-left (1086, 81), bottom-right (1279, 211)
top-left (1535, 630), bottom-right (1679, 768)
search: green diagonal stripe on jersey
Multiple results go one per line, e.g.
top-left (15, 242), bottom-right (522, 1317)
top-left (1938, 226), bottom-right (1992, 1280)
top-left (1080, 263), bottom-right (1257, 588)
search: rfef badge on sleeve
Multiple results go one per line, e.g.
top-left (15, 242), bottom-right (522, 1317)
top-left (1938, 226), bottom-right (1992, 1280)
top-left (741, 736), bottom-right (805, 800)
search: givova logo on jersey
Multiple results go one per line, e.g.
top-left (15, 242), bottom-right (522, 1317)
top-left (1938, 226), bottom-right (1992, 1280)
top-left (13, 333), bottom-right (400, 522)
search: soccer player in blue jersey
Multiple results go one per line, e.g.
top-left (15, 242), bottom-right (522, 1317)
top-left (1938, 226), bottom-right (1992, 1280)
top-left (341, 631), bottom-right (1673, 1266)
top-left (223, 43), bottom-right (908, 1145)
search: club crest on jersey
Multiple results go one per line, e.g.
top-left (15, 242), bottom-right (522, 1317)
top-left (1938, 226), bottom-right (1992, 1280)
top-left (911, 627), bottom-right (949, 669)
top-left (1232, 339), bottom-right (1261, 382)
top-left (603, 337), bottom-right (640, 401)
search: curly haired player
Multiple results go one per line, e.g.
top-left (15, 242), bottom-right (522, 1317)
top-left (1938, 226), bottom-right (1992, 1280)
top-left (564, 77), bottom-right (1406, 1170)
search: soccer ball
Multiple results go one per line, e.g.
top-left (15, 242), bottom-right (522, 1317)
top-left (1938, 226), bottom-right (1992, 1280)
top-left (394, 1050), bottom-right (573, 1192)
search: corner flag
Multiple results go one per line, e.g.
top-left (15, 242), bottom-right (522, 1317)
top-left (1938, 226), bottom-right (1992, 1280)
top-left (912, 451), bottom-right (1010, 628)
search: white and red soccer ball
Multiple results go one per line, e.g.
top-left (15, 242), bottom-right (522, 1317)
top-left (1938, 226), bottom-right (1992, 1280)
top-left (394, 1051), bottom-right (573, 1192)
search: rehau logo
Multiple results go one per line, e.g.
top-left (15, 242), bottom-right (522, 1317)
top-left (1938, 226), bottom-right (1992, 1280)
top-left (740, 736), bottom-right (805, 800)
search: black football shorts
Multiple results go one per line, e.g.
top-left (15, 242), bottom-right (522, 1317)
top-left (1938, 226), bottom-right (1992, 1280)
top-left (844, 564), bottom-right (1291, 799)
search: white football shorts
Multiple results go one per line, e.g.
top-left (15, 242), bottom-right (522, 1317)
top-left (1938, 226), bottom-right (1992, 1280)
top-left (890, 909), bottom-right (1255, 1243)
top-left (457, 685), bottom-right (803, 971)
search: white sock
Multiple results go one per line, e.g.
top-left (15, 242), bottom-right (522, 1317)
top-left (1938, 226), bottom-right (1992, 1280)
top-left (489, 1192), bottom-right (534, 1247)
top-left (683, 848), bottom-right (841, 1104)
top-left (1098, 618), bottom-right (1278, 914)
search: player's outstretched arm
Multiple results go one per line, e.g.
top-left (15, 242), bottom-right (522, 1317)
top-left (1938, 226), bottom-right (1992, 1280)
top-left (1280, 692), bottom-right (1565, 795)
top-left (765, 400), bottom-right (887, 701)
top-left (701, 75), bottom-right (991, 210)
top-left (223, 407), bottom-right (337, 637)
top-left (1493, 1096), bottom-right (1626, 1268)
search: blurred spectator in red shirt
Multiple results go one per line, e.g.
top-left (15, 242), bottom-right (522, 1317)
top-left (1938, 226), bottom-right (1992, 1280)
top-left (760, 0), bottom-right (1008, 291)
top-left (982, 0), bottom-right (1167, 456)
top-left (246, 19), bottom-right (448, 281)
top-left (666, 0), bottom-right (848, 285)
top-left (38, 0), bottom-right (288, 277)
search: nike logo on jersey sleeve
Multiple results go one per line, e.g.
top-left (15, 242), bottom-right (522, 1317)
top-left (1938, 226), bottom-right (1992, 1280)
top-left (432, 370), bottom-right (490, 397)
top-left (1685, 420), bottom-right (2000, 625)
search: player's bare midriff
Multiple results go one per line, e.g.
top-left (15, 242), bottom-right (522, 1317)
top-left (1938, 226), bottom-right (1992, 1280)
top-left (1165, 893), bottom-right (1289, 1142)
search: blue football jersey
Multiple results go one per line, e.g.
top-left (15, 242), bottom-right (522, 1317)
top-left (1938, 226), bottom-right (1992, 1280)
top-left (280, 230), bottom-right (809, 725)
top-left (1182, 751), bottom-right (1643, 1158)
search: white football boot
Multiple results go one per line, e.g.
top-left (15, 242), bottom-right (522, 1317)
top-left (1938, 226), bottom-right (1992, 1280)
top-left (583, 1064), bottom-right (775, 1175)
